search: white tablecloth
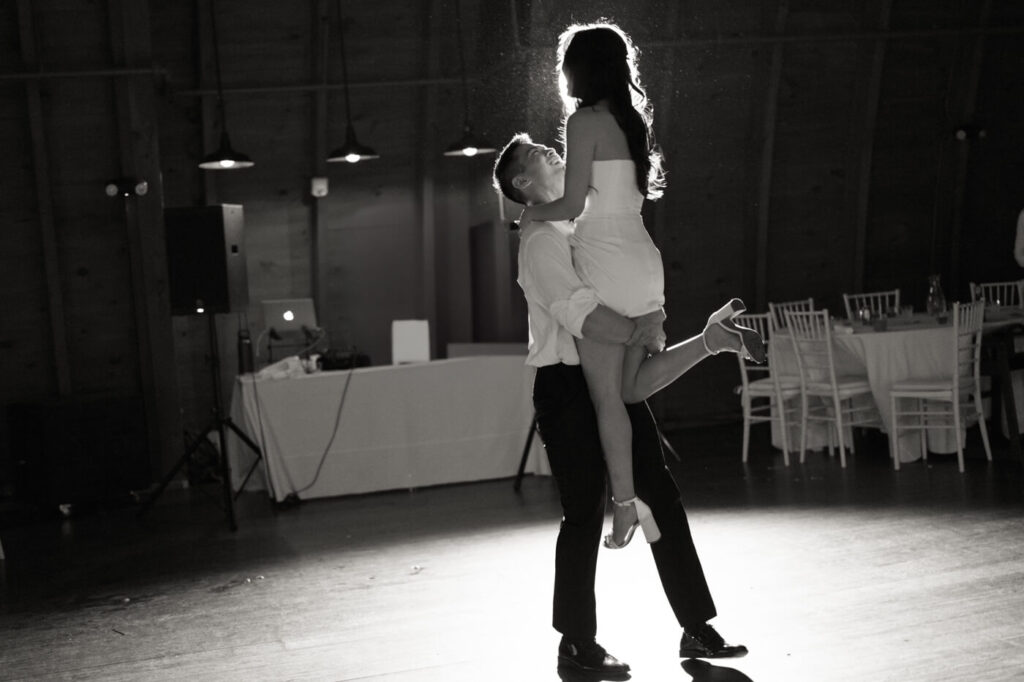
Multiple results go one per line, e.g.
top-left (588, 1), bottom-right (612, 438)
top-left (832, 326), bottom-right (959, 462)
top-left (768, 335), bottom-right (868, 455)
top-left (770, 323), bottom-right (960, 462)
top-left (772, 317), bottom-right (1011, 463)
top-left (226, 356), bottom-right (548, 501)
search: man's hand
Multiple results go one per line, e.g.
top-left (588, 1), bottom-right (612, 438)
top-left (628, 308), bottom-right (667, 354)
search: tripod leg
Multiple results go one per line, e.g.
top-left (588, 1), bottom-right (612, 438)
top-left (225, 417), bottom-right (262, 453)
top-left (215, 420), bottom-right (238, 532)
top-left (514, 414), bottom-right (538, 493)
top-left (137, 424), bottom-right (214, 518)
top-left (223, 417), bottom-right (265, 501)
top-left (235, 458), bottom-right (262, 501)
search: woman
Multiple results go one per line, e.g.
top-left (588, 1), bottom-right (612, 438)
top-left (519, 23), bottom-right (763, 548)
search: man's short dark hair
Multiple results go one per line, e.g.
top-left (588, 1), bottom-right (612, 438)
top-left (492, 132), bottom-right (533, 205)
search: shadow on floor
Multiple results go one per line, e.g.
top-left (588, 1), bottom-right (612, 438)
top-left (681, 658), bottom-right (755, 681)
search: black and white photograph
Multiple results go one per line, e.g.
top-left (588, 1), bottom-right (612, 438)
top-left (1, 1), bottom-right (1022, 680)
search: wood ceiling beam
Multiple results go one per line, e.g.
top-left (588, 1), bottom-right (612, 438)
top-left (948, 0), bottom-right (992, 292)
top-left (851, 0), bottom-right (893, 293)
top-left (754, 0), bottom-right (789, 312)
top-left (311, 0), bottom-right (330, 321)
top-left (107, 0), bottom-right (183, 476)
top-left (16, 0), bottom-right (71, 397)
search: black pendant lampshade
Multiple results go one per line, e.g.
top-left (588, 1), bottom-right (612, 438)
top-left (198, 0), bottom-right (253, 170)
top-left (326, 0), bottom-right (378, 164)
top-left (199, 130), bottom-right (254, 170)
top-left (444, 0), bottom-right (494, 158)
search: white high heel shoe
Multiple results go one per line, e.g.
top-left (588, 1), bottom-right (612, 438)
top-left (703, 298), bottom-right (766, 364)
top-left (604, 496), bottom-right (661, 549)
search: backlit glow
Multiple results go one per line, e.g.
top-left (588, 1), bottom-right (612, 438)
top-left (283, 310), bottom-right (295, 322)
top-left (196, 307), bottom-right (205, 314)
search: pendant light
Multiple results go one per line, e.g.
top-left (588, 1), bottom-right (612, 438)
top-left (326, 0), bottom-right (378, 163)
top-left (443, 0), bottom-right (495, 157)
top-left (198, 0), bottom-right (254, 170)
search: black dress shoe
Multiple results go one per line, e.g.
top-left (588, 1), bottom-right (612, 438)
top-left (679, 623), bottom-right (748, 659)
top-left (558, 637), bottom-right (631, 676)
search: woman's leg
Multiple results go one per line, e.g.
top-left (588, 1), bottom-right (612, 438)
top-left (621, 321), bottom-right (744, 405)
top-left (576, 336), bottom-right (637, 545)
top-left (622, 335), bottom-right (708, 404)
top-left (626, 400), bottom-right (717, 629)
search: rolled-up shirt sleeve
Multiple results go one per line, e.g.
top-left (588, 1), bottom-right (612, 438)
top-left (523, 229), bottom-right (599, 338)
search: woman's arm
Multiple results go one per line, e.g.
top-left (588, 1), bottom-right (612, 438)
top-left (521, 112), bottom-right (596, 223)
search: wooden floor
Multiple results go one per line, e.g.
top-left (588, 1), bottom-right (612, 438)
top-left (1, 425), bottom-right (1022, 681)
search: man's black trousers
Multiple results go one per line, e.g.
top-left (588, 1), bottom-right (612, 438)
top-left (532, 362), bottom-right (717, 641)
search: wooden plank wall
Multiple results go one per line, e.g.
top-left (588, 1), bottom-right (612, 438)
top-left (2, 0), bottom-right (1023, 484)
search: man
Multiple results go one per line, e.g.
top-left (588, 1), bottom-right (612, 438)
top-left (493, 133), bottom-right (748, 675)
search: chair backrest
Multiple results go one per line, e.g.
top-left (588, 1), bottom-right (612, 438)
top-left (842, 289), bottom-right (900, 323)
top-left (784, 309), bottom-right (838, 391)
top-left (734, 312), bottom-right (773, 390)
top-left (952, 301), bottom-right (985, 390)
top-left (769, 297), bottom-right (814, 329)
top-left (969, 280), bottom-right (1024, 308)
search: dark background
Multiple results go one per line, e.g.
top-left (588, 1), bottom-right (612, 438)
top-left (1, 0), bottom-right (1022, 491)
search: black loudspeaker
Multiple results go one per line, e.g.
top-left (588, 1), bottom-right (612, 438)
top-left (165, 205), bottom-right (249, 315)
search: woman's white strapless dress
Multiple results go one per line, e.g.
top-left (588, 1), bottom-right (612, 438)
top-left (570, 160), bottom-right (665, 318)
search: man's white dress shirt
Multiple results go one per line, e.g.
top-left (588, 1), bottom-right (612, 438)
top-left (516, 221), bottom-right (600, 368)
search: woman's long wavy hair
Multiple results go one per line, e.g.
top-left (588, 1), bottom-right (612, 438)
top-left (557, 22), bottom-right (666, 200)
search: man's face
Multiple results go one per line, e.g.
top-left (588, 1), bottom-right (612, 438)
top-left (512, 143), bottom-right (565, 203)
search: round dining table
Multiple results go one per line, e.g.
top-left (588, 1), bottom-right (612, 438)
top-left (771, 314), bottom-right (969, 464)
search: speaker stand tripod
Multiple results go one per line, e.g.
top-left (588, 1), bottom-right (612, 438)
top-left (138, 313), bottom-right (262, 531)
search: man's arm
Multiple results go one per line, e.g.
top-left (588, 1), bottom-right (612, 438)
top-left (583, 306), bottom-right (666, 351)
top-left (523, 229), bottom-right (631, 341)
top-left (523, 227), bottom-right (663, 346)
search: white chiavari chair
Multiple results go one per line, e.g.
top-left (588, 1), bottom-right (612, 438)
top-left (768, 298), bottom-right (814, 330)
top-left (842, 289), bottom-right (901, 323)
top-left (785, 309), bottom-right (881, 467)
top-left (889, 301), bottom-right (992, 473)
top-left (969, 280), bottom-right (1024, 308)
top-left (733, 312), bottom-right (802, 465)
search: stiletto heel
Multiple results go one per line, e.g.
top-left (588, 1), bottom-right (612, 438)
top-left (703, 298), bottom-right (767, 364)
top-left (603, 496), bottom-right (661, 549)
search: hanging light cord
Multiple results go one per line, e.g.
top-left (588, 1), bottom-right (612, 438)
top-left (208, 0), bottom-right (229, 133)
top-left (335, 0), bottom-right (354, 127)
top-left (453, 0), bottom-right (470, 127)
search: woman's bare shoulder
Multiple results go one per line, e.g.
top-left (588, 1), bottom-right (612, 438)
top-left (569, 106), bottom-right (614, 121)
top-left (567, 107), bottom-right (616, 133)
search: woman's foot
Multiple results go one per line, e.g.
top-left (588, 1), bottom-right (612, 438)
top-left (604, 497), bottom-right (661, 548)
top-left (703, 298), bottom-right (767, 363)
top-left (609, 500), bottom-right (639, 547)
top-left (703, 322), bottom-right (742, 355)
